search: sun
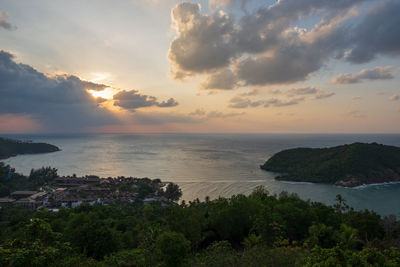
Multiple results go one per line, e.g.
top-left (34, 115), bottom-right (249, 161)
top-left (88, 87), bottom-right (115, 100)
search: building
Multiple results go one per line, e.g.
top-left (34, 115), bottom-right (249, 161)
top-left (0, 197), bottom-right (16, 207)
top-left (14, 198), bottom-right (37, 210)
top-left (10, 191), bottom-right (38, 199)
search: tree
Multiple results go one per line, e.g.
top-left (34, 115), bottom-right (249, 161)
top-left (155, 231), bottom-right (190, 267)
top-left (163, 183), bottom-right (182, 202)
top-left (29, 167), bottom-right (58, 185)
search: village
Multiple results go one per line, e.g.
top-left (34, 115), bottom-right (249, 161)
top-left (0, 175), bottom-right (180, 210)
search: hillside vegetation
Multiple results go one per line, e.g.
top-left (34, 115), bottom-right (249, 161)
top-left (0, 137), bottom-right (60, 159)
top-left (0, 187), bottom-right (399, 266)
top-left (261, 142), bottom-right (400, 186)
top-left (0, 163), bottom-right (400, 266)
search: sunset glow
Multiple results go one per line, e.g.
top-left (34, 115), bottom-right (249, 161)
top-left (0, 0), bottom-right (399, 133)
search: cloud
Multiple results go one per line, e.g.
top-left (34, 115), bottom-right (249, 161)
top-left (389, 94), bottom-right (400, 101)
top-left (287, 87), bottom-right (319, 97)
top-left (189, 109), bottom-right (245, 119)
top-left (200, 69), bottom-right (238, 90)
top-left (168, 2), bottom-right (236, 79)
top-left (190, 108), bottom-right (244, 118)
top-left (345, 1), bottom-right (400, 63)
top-left (189, 109), bottom-right (206, 116)
top-left (169, 0), bottom-right (400, 88)
top-left (264, 98), bottom-right (304, 107)
top-left (133, 109), bottom-right (243, 125)
top-left (331, 66), bottom-right (395, 84)
top-left (0, 50), bottom-right (118, 132)
top-left (157, 98), bottom-right (179, 107)
top-left (206, 110), bottom-right (244, 118)
top-left (239, 88), bottom-right (259, 96)
top-left (228, 96), bottom-right (264, 109)
top-left (133, 112), bottom-right (200, 125)
top-left (208, 0), bottom-right (249, 10)
top-left (315, 92), bottom-right (335, 99)
top-left (287, 87), bottom-right (335, 99)
top-left (113, 90), bottom-right (178, 111)
top-left (0, 12), bottom-right (15, 30)
top-left (228, 96), bottom-right (304, 109)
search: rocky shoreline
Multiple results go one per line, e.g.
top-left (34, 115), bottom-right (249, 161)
top-left (334, 170), bottom-right (400, 187)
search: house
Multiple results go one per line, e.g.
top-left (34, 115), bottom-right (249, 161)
top-left (54, 176), bottom-right (101, 187)
top-left (11, 191), bottom-right (37, 199)
top-left (14, 198), bottom-right (37, 210)
top-left (59, 197), bottom-right (101, 208)
top-left (0, 197), bottom-right (16, 207)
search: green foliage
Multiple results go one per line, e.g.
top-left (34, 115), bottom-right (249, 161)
top-left (29, 167), bottom-right (58, 186)
top-left (0, 163), bottom-right (59, 196)
top-left (0, 137), bottom-right (59, 160)
top-left (194, 241), bottom-right (238, 267)
top-left (163, 182), bottom-right (182, 201)
top-left (261, 142), bottom-right (400, 184)
top-left (0, 187), bottom-right (398, 266)
top-left (155, 231), bottom-right (191, 267)
top-left (103, 249), bottom-right (145, 266)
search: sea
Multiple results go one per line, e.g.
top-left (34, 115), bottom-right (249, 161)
top-left (2, 133), bottom-right (400, 217)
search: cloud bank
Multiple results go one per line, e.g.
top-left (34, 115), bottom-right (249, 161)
top-left (0, 51), bottom-right (118, 131)
top-left (168, 0), bottom-right (400, 88)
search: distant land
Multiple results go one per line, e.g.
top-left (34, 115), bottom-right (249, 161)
top-left (261, 142), bottom-right (400, 187)
top-left (0, 137), bottom-right (60, 160)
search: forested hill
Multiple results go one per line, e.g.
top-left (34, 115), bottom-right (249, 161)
top-left (0, 137), bottom-right (60, 159)
top-left (261, 142), bottom-right (400, 187)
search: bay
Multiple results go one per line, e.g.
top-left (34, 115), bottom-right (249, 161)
top-left (3, 133), bottom-right (400, 217)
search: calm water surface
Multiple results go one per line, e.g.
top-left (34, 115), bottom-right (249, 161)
top-left (3, 133), bottom-right (400, 217)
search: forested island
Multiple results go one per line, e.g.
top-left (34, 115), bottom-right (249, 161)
top-left (261, 142), bottom-right (400, 187)
top-left (0, 137), bottom-right (60, 160)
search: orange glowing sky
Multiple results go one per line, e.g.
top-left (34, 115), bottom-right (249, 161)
top-left (0, 0), bottom-right (399, 133)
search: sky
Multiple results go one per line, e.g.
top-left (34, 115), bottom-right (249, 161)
top-left (0, 0), bottom-right (399, 133)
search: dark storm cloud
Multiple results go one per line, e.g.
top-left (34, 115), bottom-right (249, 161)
top-left (113, 90), bottom-right (178, 111)
top-left (0, 50), bottom-right (118, 131)
top-left (169, 0), bottom-right (400, 87)
top-left (0, 12), bottom-right (14, 30)
top-left (331, 66), bottom-right (395, 84)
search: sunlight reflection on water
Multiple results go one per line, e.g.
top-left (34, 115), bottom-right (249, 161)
top-left (3, 133), bottom-right (400, 217)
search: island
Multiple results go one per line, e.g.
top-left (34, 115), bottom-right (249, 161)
top-left (260, 142), bottom-right (400, 187)
top-left (0, 137), bottom-right (60, 159)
